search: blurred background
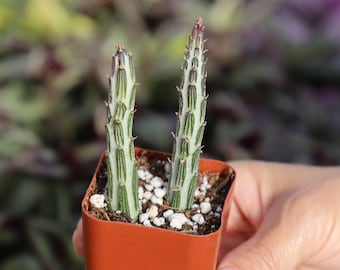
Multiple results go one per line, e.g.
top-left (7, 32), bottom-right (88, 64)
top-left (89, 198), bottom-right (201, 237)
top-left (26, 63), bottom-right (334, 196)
top-left (1, 0), bottom-right (340, 269)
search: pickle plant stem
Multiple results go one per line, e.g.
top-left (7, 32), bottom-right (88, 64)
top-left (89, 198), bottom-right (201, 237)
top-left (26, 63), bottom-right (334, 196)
top-left (105, 45), bottom-right (139, 221)
top-left (105, 18), bottom-right (208, 219)
top-left (168, 18), bottom-right (208, 210)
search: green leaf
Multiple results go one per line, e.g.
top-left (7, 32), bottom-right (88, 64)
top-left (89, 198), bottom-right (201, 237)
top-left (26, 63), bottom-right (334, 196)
top-left (0, 126), bottom-right (40, 157)
top-left (0, 254), bottom-right (40, 270)
top-left (5, 178), bottom-right (46, 215)
top-left (0, 83), bottom-right (49, 124)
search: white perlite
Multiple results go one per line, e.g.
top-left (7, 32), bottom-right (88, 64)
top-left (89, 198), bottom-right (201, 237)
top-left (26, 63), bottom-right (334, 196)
top-left (143, 191), bottom-right (152, 200)
top-left (146, 205), bottom-right (158, 218)
top-left (150, 176), bottom-right (164, 188)
top-left (194, 189), bottom-right (201, 197)
top-left (144, 171), bottom-right (153, 181)
top-left (151, 195), bottom-right (163, 205)
top-left (192, 213), bottom-right (205, 225)
top-left (152, 217), bottom-right (165, 226)
top-left (200, 201), bottom-right (212, 214)
top-left (138, 169), bottom-right (153, 182)
top-left (137, 169), bottom-right (146, 180)
top-left (139, 213), bottom-right (149, 223)
top-left (138, 186), bottom-right (144, 199)
top-left (143, 219), bottom-right (152, 227)
top-left (133, 160), bottom-right (222, 231)
top-left (89, 194), bottom-right (107, 208)
top-left (192, 203), bottom-right (199, 209)
top-left (163, 209), bottom-right (174, 219)
top-left (94, 154), bottom-right (227, 233)
top-left (145, 184), bottom-right (154, 191)
top-left (154, 187), bottom-right (166, 199)
top-left (168, 213), bottom-right (188, 230)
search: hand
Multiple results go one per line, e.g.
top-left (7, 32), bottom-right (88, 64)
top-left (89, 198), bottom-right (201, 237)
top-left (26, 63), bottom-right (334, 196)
top-left (218, 161), bottom-right (340, 270)
top-left (72, 161), bottom-right (340, 269)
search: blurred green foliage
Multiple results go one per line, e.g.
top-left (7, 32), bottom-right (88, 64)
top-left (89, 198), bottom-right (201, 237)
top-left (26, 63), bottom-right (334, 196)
top-left (1, 0), bottom-right (340, 268)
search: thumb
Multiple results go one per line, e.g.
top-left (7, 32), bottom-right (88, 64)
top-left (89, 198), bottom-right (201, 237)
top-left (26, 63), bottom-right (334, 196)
top-left (218, 197), bottom-right (305, 270)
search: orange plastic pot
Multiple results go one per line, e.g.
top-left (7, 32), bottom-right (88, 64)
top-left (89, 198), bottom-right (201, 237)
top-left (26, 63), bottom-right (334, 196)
top-left (82, 148), bottom-right (236, 270)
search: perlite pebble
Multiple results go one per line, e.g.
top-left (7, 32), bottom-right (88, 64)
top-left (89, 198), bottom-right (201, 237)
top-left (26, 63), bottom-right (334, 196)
top-left (137, 169), bottom-right (146, 179)
top-left (163, 209), bottom-right (174, 219)
top-left (154, 188), bottom-right (166, 199)
top-left (146, 205), bottom-right (158, 218)
top-left (145, 184), bottom-right (154, 191)
top-left (152, 217), bottom-right (165, 227)
top-left (135, 166), bottom-right (220, 231)
top-left (89, 194), bottom-right (107, 208)
top-left (202, 177), bottom-right (208, 186)
top-left (200, 201), bottom-right (212, 214)
top-left (143, 191), bottom-right (153, 200)
top-left (138, 169), bottom-right (153, 182)
top-left (143, 219), bottom-right (152, 227)
top-left (139, 213), bottom-right (149, 223)
top-left (151, 195), bottom-right (163, 205)
top-left (192, 213), bottom-right (205, 225)
top-left (169, 213), bottom-right (187, 230)
top-left (200, 184), bottom-right (207, 192)
top-left (150, 177), bottom-right (164, 188)
top-left (138, 187), bottom-right (144, 199)
top-left (144, 171), bottom-right (154, 182)
top-left (192, 203), bottom-right (199, 209)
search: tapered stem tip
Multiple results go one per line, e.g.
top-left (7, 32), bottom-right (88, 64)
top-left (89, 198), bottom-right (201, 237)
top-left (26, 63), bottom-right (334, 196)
top-left (196, 17), bottom-right (203, 27)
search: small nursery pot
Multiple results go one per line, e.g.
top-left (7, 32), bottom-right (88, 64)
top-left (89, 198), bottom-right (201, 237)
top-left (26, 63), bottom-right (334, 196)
top-left (82, 148), bottom-right (236, 270)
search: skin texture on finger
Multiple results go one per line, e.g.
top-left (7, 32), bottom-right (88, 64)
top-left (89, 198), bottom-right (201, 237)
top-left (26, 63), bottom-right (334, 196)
top-left (219, 161), bottom-right (335, 258)
top-left (219, 161), bottom-right (340, 269)
top-left (72, 218), bottom-right (84, 256)
top-left (224, 161), bottom-right (340, 232)
top-left (297, 177), bottom-right (340, 269)
top-left (220, 177), bottom-right (340, 269)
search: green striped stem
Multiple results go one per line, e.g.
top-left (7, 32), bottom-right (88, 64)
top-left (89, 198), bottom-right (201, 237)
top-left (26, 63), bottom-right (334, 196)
top-left (106, 45), bottom-right (139, 220)
top-left (168, 18), bottom-right (208, 210)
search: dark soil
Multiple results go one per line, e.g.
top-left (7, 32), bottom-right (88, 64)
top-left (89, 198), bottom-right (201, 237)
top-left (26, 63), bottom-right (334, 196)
top-left (87, 151), bottom-right (235, 235)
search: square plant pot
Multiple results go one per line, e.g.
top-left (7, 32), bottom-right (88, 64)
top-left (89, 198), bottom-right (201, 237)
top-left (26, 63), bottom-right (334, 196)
top-left (82, 147), bottom-right (236, 270)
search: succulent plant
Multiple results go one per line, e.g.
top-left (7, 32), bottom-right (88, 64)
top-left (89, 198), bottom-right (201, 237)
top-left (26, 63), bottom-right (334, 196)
top-left (168, 18), bottom-right (208, 210)
top-left (105, 45), bottom-right (139, 220)
top-left (105, 18), bottom-right (207, 219)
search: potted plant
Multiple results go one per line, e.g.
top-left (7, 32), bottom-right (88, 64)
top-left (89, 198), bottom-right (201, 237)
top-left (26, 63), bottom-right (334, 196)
top-left (81, 18), bottom-right (236, 270)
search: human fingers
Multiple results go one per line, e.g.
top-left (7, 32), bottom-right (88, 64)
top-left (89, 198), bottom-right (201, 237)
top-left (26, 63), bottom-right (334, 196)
top-left (218, 161), bottom-right (340, 262)
top-left (72, 218), bottom-right (84, 256)
top-left (225, 161), bottom-right (340, 229)
top-left (218, 176), bottom-right (340, 270)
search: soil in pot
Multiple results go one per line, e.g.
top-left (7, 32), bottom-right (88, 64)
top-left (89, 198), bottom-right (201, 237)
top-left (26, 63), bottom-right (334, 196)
top-left (87, 149), bottom-right (235, 235)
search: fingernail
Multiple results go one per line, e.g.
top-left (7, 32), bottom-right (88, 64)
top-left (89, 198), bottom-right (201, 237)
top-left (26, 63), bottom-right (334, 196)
top-left (219, 267), bottom-right (234, 270)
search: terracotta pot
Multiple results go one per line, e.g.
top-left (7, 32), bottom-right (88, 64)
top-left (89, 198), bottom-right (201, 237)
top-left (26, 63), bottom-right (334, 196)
top-left (82, 148), bottom-right (236, 270)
